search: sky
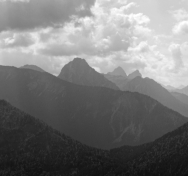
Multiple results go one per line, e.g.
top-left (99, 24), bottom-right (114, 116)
top-left (0, 0), bottom-right (188, 87)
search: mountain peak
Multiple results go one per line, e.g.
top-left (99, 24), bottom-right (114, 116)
top-left (128, 70), bottom-right (142, 79)
top-left (72, 57), bottom-right (88, 64)
top-left (109, 66), bottom-right (127, 77)
top-left (67, 58), bottom-right (90, 69)
top-left (58, 58), bottom-right (119, 90)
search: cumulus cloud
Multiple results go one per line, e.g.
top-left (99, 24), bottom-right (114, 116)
top-left (39, 0), bottom-right (151, 58)
top-left (0, 0), bottom-right (95, 32)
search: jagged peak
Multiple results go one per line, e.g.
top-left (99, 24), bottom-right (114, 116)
top-left (109, 66), bottom-right (127, 77)
top-left (132, 70), bottom-right (141, 75)
top-left (128, 70), bottom-right (142, 79)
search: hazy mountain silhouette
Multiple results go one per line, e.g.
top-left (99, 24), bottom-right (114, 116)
top-left (0, 66), bottom-right (187, 149)
top-left (128, 70), bottom-right (142, 79)
top-left (58, 58), bottom-right (119, 90)
top-left (104, 67), bottom-right (129, 90)
top-left (122, 76), bottom-right (188, 117)
top-left (175, 86), bottom-right (188, 96)
top-left (171, 92), bottom-right (188, 105)
top-left (104, 74), bottom-right (129, 90)
top-left (163, 85), bottom-right (176, 91)
top-left (20, 64), bottom-right (45, 72)
top-left (108, 66), bottom-right (127, 77)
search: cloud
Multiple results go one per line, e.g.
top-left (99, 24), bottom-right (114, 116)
top-left (173, 20), bottom-right (188, 35)
top-left (0, 33), bottom-right (35, 48)
top-left (171, 9), bottom-right (188, 21)
top-left (0, 0), bottom-right (95, 32)
top-left (129, 41), bottom-right (151, 53)
top-left (168, 43), bottom-right (184, 72)
top-left (39, 0), bottom-right (151, 58)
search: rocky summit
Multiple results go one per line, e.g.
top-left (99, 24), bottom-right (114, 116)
top-left (58, 58), bottom-right (119, 90)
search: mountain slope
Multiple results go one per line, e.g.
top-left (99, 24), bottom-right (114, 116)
top-left (119, 121), bottom-right (188, 176)
top-left (20, 64), bottom-right (45, 72)
top-left (58, 58), bottom-right (119, 90)
top-left (123, 76), bottom-right (188, 117)
top-left (0, 66), bottom-right (187, 149)
top-left (0, 100), bottom-right (117, 176)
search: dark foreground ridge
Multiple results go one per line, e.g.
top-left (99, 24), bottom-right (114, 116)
top-left (0, 100), bottom-right (115, 176)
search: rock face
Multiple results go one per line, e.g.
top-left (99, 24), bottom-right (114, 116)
top-left (128, 70), bottom-right (142, 80)
top-left (0, 66), bottom-right (187, 149)
top-left (20, 65), bottom-right (45, 72)
top-left (58, 58), bottom-right (119, 90)
top-left (108, 67), bottom-right (127, 77)
top-left (122, 76), bottom-right (188, 117)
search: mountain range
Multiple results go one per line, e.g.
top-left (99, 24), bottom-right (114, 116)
top-left (0, 61), bottom-right (187, 149)
top-left (59, 60), bottom-right (188, 118)
top-left (1, 57), bottom-right (188, 175)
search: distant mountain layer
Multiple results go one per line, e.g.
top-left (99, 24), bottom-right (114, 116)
top-left (20, 65), bottom-right (45, 72)
top-left (2, 100), bottom-right (188, 175)
top-left (128, 70), bottom-right (142, 80)
top-left (122, 76), bottom-right (188, 117)
top-left (104, 74), bottom-right (129, 90)
top-left (171, 92), bottom-right (188, 105)
top-left (108, 67), bottom-right (127, 77)
top-left (175, 86), bottom-right (188, 96)
top-left (0, 66), bottom-right (187, 149)
top-left (58, 58), bottom-right (119, 90)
